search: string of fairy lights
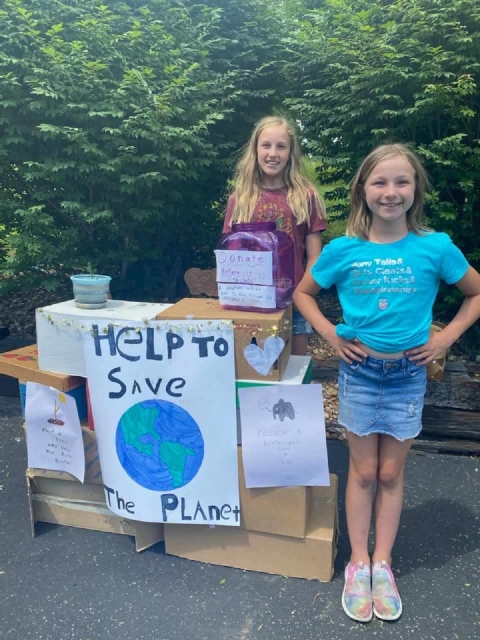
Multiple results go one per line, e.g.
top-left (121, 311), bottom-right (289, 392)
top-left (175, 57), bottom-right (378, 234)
top-left (37, 308), bottom-right (291, 338)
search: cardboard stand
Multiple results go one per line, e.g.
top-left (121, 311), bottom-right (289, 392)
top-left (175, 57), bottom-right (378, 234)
top-left (0, 297), bottom-right (337, 579)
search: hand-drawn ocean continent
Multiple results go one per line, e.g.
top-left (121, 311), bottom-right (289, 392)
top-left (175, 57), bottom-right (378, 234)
top-left (116, 399), bottom-right (204, 491)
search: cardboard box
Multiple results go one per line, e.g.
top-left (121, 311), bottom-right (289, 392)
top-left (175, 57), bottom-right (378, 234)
top-left (165, 476), bottom-right (338, 581)
top-left (36, 299), bottom-right (172, 376)
top-left (238, 447), bottom-right (311, 538)
top-left (158, 298), bottom-right (292, 381)
top-left (19, 379), bottom-right (87, 422)
top-left (26, 469), bottom-right (164, 552)
top-left (236, 354), bottom-right (312, 408)
top-left (25, 425), bottom-right (102, 484)
top-left (0, 344), bottom-right (84, 391)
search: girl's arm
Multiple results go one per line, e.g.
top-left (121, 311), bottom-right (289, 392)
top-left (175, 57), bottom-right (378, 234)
top-left (405, 266), bottom-right (480, 365)
top-left (305, 232), bottom-right (322, 271)
top-left (293, 269), bottom-right (367, 364)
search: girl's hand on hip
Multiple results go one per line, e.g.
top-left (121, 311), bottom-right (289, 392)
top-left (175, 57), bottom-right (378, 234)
top-left (405, 332), bottom-right (451, 366)
top-left (326, 333), bottom-right (367, 365)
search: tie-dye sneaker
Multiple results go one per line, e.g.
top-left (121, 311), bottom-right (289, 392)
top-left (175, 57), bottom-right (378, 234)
top-left (342, 562), bottom-right (373, 622)
top-left (372, 561), bottom-right (403, 621)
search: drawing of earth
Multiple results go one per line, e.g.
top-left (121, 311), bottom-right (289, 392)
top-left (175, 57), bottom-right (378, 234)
top-left (116, 399), bottom-right (204, 491)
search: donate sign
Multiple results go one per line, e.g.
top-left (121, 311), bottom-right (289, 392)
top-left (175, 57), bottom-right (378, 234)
top-left (215, 249), bottom-right (276, 309)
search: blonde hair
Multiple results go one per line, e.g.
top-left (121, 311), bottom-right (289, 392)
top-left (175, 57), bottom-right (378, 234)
top-left (347, 143), bottom-right (431, 239)
top-left (230, 116), bottom-right (324, 225)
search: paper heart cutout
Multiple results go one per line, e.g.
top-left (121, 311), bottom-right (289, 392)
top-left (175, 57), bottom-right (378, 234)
top-left (243, 335), bottom-right (285, 376)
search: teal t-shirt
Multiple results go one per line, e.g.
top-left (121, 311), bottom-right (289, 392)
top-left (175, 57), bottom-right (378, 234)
top-left (311, 232), bottom-right (469, 353)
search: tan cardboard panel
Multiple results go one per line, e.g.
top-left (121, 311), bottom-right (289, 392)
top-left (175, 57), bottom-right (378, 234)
top-left (31, 495), bottom-right (138, 535)
top-left (238, 447), bottom-right (312, 538)
top-left (158, 299), bottom-right (292, 381)
top-left (27, 474), bottom-right (164, 551)
top-left (158, 298), bottom-right (289, 322)
top-left (29, 476), bottom-right (105, 502)
top-left (165, 478), bottom-right (338, 581)
top-left (0, 344), bottom-right (84, 391)
top-left (134, 521), bottom-right (167, 553)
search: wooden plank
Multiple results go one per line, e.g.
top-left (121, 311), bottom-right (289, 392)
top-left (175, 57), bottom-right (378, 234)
top-left (425, 364), bottom-right (480, 411)
top-left (312, 357), bottom-right (339, 383)
top-left (421, 406), bottom-right (480, 441)
top-left (324, 417), bottom-right (480, 454)
top-left (412, 437), bottom-right (480, 455)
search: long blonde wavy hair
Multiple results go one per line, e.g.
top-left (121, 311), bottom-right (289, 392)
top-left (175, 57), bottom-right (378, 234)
top-left (347, 143), bottom-right (431, 239)
top-left (230, 116), bottom-right (324, 225)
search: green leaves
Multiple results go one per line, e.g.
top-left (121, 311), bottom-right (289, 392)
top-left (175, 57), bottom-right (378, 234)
top-left (281, 0), bottom-right (480, 272)
top-left (0, 0), bottom-right (276, 296)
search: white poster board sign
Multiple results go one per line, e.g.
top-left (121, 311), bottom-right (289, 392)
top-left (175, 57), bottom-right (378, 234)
top-left (25, 383), bottom-right (85, 482)
top-left (239, 384), bottom-right (330, 488)
top-left (214, 250), bottom-right (273, 285)
top-left (217, 283), bottom-right (276, 309)
top-left (83, 319), bottom-right (239, 524)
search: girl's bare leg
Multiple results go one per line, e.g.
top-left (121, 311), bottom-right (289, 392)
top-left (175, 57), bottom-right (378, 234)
top-left (345, 432), bottom-right (379, 564)
top-left (372, 435), bottom-right (413, 564)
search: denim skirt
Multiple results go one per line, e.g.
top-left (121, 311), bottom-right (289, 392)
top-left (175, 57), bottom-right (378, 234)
top-left (338, 356), bottom-right (427, 441)
top-left (292, 310), bottom-right (313, 336)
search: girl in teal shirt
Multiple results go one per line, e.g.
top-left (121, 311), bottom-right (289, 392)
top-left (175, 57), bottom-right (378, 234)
top-left (294, 144), bottom-right (480, 623)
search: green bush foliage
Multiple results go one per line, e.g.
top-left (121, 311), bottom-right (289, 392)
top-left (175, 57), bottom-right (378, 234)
top-left (282, 0), bottom-right (480, 269)
top-left (1, 0), bottom-right (479, 307)
top-left (0, 0), bottom-right (277, 298)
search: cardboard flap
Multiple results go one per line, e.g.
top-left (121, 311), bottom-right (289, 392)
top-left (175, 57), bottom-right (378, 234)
top-left (26, 474), bottom-right (36, 538)
top-left (0, 344), bottom-right (84, 391)
top-left (29, 476), bottom-right (105, 502)
top-left (134, 522), bottom-right (165, 552)
top-left (26, 472), bottom-right (165, 549)
top-left (31, 492), bottom-right (114, 515)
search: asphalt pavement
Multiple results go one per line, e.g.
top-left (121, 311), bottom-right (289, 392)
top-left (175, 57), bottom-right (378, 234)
top-left (1, 387), bottom-right (479, 639)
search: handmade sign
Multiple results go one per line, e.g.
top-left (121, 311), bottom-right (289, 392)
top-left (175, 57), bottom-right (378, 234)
top-left (25, 383), bottom-right (85, 482)
top-left (239, 384), bottom-right (330, 488)
top-left (244, 335), bottom-right (285, 376)
top-left (215, 249), bottom-right (275, 309)
top-left (82, 319), bottom-right (239, 524)
top-left (217, 282), bottom-right (276, 309)
top-left (214, 250), bottom-right (273, 285)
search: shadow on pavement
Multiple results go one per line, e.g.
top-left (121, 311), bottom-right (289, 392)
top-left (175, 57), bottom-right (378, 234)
top-left (398, 498), bottom-right (480, 575)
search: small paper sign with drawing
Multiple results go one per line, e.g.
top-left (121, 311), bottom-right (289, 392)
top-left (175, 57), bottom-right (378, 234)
top-left (25, 383), bottom-right (86, 483)
top-left (239, 384), bottom-right (330, 488)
